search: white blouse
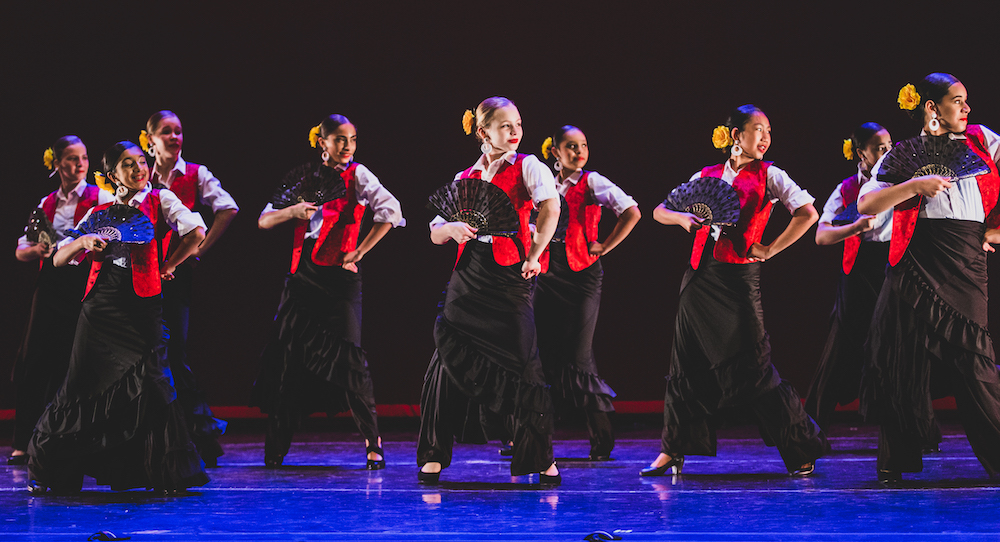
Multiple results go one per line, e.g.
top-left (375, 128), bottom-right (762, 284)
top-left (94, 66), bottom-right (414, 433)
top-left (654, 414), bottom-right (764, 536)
top-left (556, 169), bottom-right (637, 216)
top-left (149, 154), bottom-right (240, 214)
top-left (259, 162), bottom-right (406, 240)
top-left (687, 160), bottom-right (814, 241)
top-left (18, 181), bottom-right (116, 246)
top-left (818, 163), bottom-right (892, 243)
top-left (861, 126), bottom-right (1000, 222)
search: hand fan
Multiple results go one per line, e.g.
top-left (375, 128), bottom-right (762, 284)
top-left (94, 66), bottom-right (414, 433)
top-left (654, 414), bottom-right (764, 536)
top-left (877, 135), bottom-right (989, 185)
top-left (427, 178), bottom-right (519, 237)
top-left (66, 204), bottom-right (154, 244)
top-left (664, 176), bottom-right (741, 226)
top-left (25, 208), bottom-right (59, 246)
top-left (271, 163), bottom-right (349, 209)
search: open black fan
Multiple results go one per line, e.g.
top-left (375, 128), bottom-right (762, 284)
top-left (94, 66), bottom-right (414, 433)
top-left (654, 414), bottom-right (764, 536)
top-left (664, 176), bottom-right (741, 226)
top-left (427, 178), bottom-right (519, 237)
top-left (270, 163), bottom-right (349, 210)
top-left (877, 135), bottom-right (990, 185)
top-left (25, 208), bottom-right (59, 246)
top-left (529, 194), bottom-right (570, 242)
top-left (66, 204), bottom-right (154, 244)
top-left (832, 202), bottom-right (862, 226)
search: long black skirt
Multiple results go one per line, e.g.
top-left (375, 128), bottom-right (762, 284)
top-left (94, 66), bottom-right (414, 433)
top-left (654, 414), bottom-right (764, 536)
top-left (11, 259), bottom-right (88, 452)
top-left (418, 241), bottom-right (554, 476)
top-left (27, 264), bottom-right (208, 491)
top-left (805, 241), bottom-right (888, 426)
top-left (161, 262), bottom-right (227, 464)
top-left (861, 219), bottom-right (1000, 474)
top-left (660, 241), bottom-right (827, 471)
top-left (534, 243), bottom-right (616, 455)
top-left (250, 240), bottom-right (380, 447)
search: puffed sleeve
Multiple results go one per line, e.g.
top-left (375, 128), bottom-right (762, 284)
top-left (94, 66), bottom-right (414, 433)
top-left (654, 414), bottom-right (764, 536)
top-left (353, 164), bottom-right (405, 227)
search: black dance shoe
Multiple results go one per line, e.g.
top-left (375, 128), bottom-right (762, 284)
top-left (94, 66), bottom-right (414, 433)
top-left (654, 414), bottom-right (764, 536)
top-left (640, 455), bottom-right (684, 476)
top-left (589, 454), bottom-right (612, 462)
top-left (539, 472), bottom-right (562, 486)
top-left (498, 442), bottom-right (514, 457)
top-left (790, 462), bottom-right (815, 476)
top-left (27, 480), bottom-right (47, 494)
top-left (7, 454), bottom-right (29, 466)
top-left (366, 440), bottom-right (385, 471)
top-left (264, 454), bottom-right (284, 468)
top-left (922, 445), bottom-right (941, 454)
top-left (878, 469), bottom-right (902, 483)
top-left (417, 469), bottom-right (440, 484)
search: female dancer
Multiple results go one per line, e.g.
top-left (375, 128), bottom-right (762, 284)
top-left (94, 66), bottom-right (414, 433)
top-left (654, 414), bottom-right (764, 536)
top-left (10, 136), bottom-right (114, 465)
top-left (643, 104), bottom-right (827, 477)
top-left (28, 141), bottom-right (208, 493)
top-left (805, 123), bottom-right (893, 427)
top-left (417, 97), bottom-right (561, 484)
top-left (535, 126), bottom-right (640, 460)
top-left (858, 73), bottom-right (1000, 482)
top-left (252, 114), bottom-right (404, 469)
top-left (144, 110), bottom-right (238, 466)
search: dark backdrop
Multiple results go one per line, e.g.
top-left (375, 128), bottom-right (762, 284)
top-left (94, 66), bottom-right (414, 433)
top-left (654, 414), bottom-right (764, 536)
top-left (3, 1), bottom-right (1000, 410)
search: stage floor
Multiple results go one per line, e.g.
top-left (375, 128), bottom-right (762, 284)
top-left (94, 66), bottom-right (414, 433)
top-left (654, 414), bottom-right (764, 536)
top-left (3, 419), bottom-right (1000, 541)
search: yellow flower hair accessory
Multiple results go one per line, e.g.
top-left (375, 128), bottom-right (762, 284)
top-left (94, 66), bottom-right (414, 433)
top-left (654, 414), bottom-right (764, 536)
top-left (43, 148), bottom-right (55, 170)
top-left (711, 126), bottom-right (733, 149)
top-left (94, 171), bottom-right (114, 194)
top-left (541, 137), bottom-right (553, 160)
top-left (138, 130), bottom-right (151, 153)
top-left (898, 84), bottom-right (920, 111)
top-left (308, 124), bottom-right (321, 148)
top-left (842, 139), bottom-right (854, 160)
top-left (462, 109), bottom-right (475, 136)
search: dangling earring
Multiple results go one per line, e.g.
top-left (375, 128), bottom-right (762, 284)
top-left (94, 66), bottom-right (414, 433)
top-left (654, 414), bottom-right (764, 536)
top-left (730, 143), bottom-right (743, 157)
top-left (928, 112), bottom-right (941, 132)
top-left (321, 151), bottom-right (330, 163)
top-left (115, 184), bottom-right (129, 200)
top-left (480, 140), bottom-right (493, 155)
top-left (553, 160), bottom-right (562, 172)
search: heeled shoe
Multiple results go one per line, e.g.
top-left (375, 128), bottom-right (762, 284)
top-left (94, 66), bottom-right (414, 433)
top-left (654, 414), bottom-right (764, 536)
top-left (27, 480), bottom-right (47, 494)
top-left (538, 472), bottom-right (562, 486)
top-left (417, 469), bottom-right (440, 484)
top-left (498, 442), bottom-right (514, 457)
top-left (790, 462), bottom-right (815, 476)
top-left (365, 439), bottom-right (385, 471)
top-left (264, 454), bottom-right (284, 468)
top-left (7, 454), bottom-right (28, 466)
top-left (878, 469), bottom-right (901, 483)
top-left (640, 455), bottom-right (684, 476)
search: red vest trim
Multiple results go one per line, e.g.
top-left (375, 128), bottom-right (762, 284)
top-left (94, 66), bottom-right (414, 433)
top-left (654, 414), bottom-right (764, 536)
top-left (689, 161), bottom-right (773, 269)
top-left (563, 171), bottom-right (602, 271)
top-left (84, 191), bottom-right (167, 299)
top-left (888, 125), bottom-right (1000, 266)
top-left (839, 174), bottom-right (862, 275)
top-left (159, 162), bottom-right (201, 259)
top-left (453, 154), bottom-right (546, 272)
top-left (290, 163), bottom-right (362, 273)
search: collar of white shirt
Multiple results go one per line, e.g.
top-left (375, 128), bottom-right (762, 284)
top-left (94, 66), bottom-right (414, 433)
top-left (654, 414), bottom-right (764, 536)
top-left (471, 151), bottom-right (517, 173)
top-left (57, 180), bottom-right (89, 201)
top-left (121, 182), bottom-right (152, 206)
top-left (857, 163), bottom-right (871, 184)
top-left (562, 169), bottom-right (584, 185)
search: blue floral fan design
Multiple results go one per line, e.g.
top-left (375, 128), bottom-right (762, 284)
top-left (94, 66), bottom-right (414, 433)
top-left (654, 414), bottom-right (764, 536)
top-left (529, 194), bottom-right (570, 242)
top-left (66, 204), bottom-right (154, 244)
top-left (25, 208), bottom-right (59, 246)
top-left (271, 162), bottom-right (349, 209)
top-left (877, 135), bottom-right (989, 185)
top-left (664, 176), bottom-right (741, 226)
top-left (832, 202), bottom-right (861, 226)
top-left (427, 178), bottom-right (519, 237)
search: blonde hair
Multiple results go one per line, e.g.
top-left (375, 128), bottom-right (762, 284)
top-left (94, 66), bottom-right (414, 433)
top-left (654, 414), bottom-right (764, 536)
top-left (472, 96), bottom-right (515, 141)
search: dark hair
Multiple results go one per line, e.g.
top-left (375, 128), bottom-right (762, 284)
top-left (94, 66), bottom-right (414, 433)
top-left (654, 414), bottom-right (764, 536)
top-left (101, 141), bottom-right (143, 183)
top-left (319, 114), bottom-right (352, 138)
top-left (908, 73), bottom-right (960, 122)
top-left (551, 125), bottom-right (580, 148)
top-left (473, 97), bottom-right (515, 142)
top-left (851, 122), bottom-right (887, 157)
top-left (51, 135), bottom-right (84, 161)
top-left (146, 110), bottom-right (180, 135)
top-left (720, 104), bottom-right (765, 153)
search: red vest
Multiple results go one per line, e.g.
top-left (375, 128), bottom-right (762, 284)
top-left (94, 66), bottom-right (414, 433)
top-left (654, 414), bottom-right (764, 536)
top-left (689, 161), bottom-right (773, 269)
top-left (159, 162), bottom-right (201, 258)
top-left (455, 154), bottom-right (545, 271)
top-left (290, 163), bottom-right (364, 273)
top-left (888, 125), bottom-right (1000, 266)
top-left (562, 171), bottom-right (602, 271)
top-left (40, 184), bottom-right (101, 269)
top-left (839, 174), bottom-right (862, 275)
top-left (84, 191), bottom-right (168, 299)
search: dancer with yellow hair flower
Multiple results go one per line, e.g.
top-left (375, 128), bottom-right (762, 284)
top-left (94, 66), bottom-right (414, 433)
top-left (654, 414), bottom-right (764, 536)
top-left (806, 122), bottom-right (898, 431)
top-left (534, 125), bottom-right (640, 461)
top-left (9, 136), bottom-right (114, 466)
